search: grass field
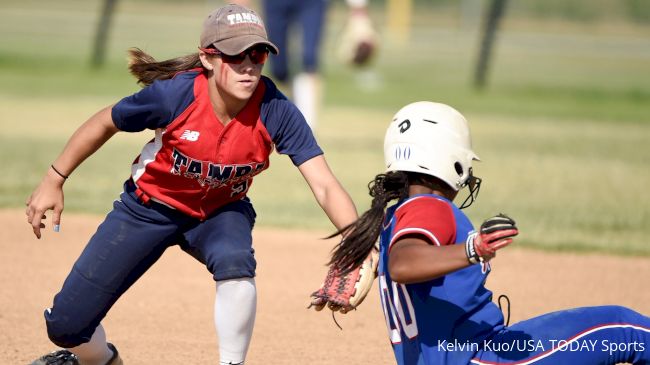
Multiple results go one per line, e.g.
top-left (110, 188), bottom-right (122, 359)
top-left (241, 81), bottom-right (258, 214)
top-left (1, 0), bottom-right (649, 255)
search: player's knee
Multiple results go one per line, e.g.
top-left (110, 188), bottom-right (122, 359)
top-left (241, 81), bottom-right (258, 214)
top-left (45, 308), bottom-right (95, 348)
top-left (583, 305), bottom-right (644, 325)
top-left (603, 305), bottom-right (642, 322)
top-left (211, 248), bottom-right (256, 280)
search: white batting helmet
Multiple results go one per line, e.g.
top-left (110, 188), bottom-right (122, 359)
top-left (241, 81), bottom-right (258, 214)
top-left (384, 101), bottom-right (480, 191)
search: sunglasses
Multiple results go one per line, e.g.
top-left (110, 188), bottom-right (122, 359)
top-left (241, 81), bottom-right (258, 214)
top-left (199, 46), bottom-right (270, 65)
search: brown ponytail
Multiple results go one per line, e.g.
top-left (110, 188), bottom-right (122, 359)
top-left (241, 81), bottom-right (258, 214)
top-left (127, 48), bottom-right (203, 86)
top-left (328, 171), bottom-right (410, 274)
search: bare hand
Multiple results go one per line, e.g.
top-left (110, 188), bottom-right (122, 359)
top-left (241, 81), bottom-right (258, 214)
top-left (25, 168), bottom-right (65, 239)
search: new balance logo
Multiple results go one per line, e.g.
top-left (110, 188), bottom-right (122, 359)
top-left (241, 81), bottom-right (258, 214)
top-left (180, 130), bottom-right (200, 141)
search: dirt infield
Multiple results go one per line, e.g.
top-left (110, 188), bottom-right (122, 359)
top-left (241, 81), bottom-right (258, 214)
top-left (1, 209), bottom-right (648, 364)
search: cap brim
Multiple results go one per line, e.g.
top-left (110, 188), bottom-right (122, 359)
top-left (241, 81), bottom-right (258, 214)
top-left (213, 35), bottom-right (279, 55)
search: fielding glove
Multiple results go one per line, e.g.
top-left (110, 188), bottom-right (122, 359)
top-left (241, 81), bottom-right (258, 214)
top-left (310, 249), bottom-right (378, 314)
top-left (337, 11), bottom-right (378, 67)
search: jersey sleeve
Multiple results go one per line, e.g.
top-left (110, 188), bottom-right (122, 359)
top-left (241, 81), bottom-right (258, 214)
top-left (390, 196), bottom-right (457, 251)
top-left (111, 74), bottom-right (196, 132)
top-left (259, 78), bottom-right (323, 166)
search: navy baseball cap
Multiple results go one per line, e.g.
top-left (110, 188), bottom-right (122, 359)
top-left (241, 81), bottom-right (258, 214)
top-left (200, 4), bottom-right (279, 56)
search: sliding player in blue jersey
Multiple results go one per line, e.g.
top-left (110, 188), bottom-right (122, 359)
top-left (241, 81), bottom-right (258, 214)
top-left (327, 101), bottom-right (650, 364)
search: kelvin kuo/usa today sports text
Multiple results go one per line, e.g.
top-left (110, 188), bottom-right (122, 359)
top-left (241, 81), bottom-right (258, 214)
top-left (438, 338), bottom-right (646, 356)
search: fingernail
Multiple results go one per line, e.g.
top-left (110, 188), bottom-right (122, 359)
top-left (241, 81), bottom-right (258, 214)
top-left (53, 225), bottom-right (60, 232)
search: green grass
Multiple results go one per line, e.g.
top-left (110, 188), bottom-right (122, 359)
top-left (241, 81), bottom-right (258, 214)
top-left (1, 0), bottom-right (649, 256)
top-left (249, 110), bottom-right (650, 256)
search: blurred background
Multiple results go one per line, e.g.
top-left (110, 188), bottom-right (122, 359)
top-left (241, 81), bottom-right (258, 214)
top-left (1, 0), bottom-right (649, 255)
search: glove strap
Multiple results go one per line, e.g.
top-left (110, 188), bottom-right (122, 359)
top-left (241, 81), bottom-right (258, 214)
top-left (465, 232), bottom-right (480, 265)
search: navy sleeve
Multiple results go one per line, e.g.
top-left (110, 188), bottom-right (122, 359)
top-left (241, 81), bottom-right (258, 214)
top-left (259, 78), bottom-right (323, 166)
top-left (111, 72), bottom-right (197, 132)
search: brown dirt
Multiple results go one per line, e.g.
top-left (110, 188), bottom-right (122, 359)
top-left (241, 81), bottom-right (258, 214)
top-left (1, 209), bottom-right (648, 364)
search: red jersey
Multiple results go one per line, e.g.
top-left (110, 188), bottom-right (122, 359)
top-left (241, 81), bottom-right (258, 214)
top-left (111, 71), bottom-right (322, 220)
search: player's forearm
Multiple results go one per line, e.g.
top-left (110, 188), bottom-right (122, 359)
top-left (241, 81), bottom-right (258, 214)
top-left (389, 239), bottom-right (471, 284)
top-left (319, 183), bottom-right (358, 232)
top-left (51, 105), bottom-right (119, 178)
top-left (298, 155), bottom-right (358, 232)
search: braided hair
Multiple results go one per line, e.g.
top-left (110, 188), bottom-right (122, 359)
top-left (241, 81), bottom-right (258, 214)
top-left (127, 48), bottom-right (204, 87)
top-left (328, 171), bottom-right (410, 274)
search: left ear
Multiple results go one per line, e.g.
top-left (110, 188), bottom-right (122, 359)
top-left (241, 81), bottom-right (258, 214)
top-left (199, 52), bottom-right (215, 71)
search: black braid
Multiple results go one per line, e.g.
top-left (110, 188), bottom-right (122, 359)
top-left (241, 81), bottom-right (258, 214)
top-left (328, 171), bottom-right (409, 274)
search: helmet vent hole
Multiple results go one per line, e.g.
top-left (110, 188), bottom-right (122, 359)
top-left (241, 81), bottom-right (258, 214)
top-left (454, 162), bottom-right (463, 176)
top-left (418, 165), bottom-right (429, 170)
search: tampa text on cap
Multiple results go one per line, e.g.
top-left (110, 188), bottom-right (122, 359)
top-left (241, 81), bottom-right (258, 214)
top-left (200, 4), bottom-right (279, 56)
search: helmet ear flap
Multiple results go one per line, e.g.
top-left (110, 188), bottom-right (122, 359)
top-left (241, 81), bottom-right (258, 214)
top-left (454, 162), bottom-right (463, 176)
top-left (453, 161), bottom-right (466, 189)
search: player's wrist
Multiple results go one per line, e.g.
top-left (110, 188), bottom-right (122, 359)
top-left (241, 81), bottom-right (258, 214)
top-left (50, 164), bottom-right (69, 179)
top-left (47, 165), bottom-right (68, 185)
top-left (465, 232), bottom-right (481, 265)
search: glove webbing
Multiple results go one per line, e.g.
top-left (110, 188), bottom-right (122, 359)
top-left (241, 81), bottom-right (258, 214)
top-left (309, 265), bottom-right (339, 303)
top-left (329, 268), bottom-right (360, 306)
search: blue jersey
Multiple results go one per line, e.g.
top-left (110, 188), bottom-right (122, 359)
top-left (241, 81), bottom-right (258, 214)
top-left (378, 194), bottom-right (650, 364)
top-left (378, 194), bottom-right (504, 365)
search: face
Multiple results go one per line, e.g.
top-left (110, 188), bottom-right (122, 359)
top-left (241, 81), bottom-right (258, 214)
top-left (200, 45), bottom-right (269, 102)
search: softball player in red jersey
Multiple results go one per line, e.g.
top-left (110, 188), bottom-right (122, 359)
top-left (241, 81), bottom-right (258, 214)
top-left (25, 4), bottom-right (357, 365)
top-left (328, 101), bottom-right (650, 365)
